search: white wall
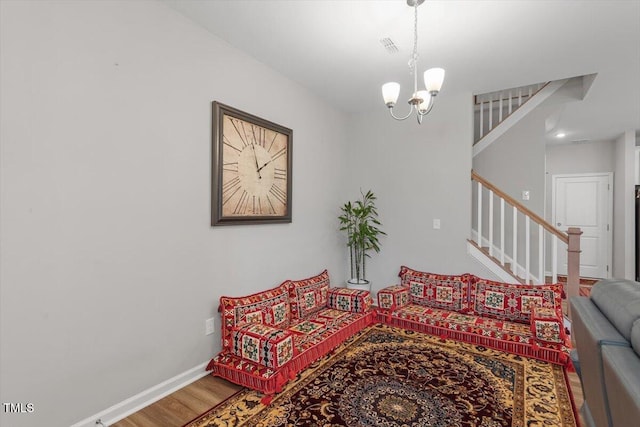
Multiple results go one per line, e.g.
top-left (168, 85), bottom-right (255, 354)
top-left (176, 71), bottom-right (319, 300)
top-left (613, 130), bottom-right (636, 278)
top-left (546, 140), bottom-right (615, 178)
top-left (0, 1), bottom-right (509, 426)
top-left (473, 106), bottom-right (553, 216)
top-left (0, 1), bottom-right (350, 426)
top-left (344, 91), bottom-right (496, 291)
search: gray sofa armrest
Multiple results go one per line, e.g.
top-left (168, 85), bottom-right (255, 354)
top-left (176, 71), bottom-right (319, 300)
top-left (569, 349), bottom-right (581, 379)
top-left (590, 279), bottom-right (640, 341)
top-left (570, 296), bottom-right (630, 347)
top-left (632, 318), bottom-right (640, 357)
top-left (602, 345), bottom-right (640, 427)
top-left (570, 296), bottom-right (630, 427)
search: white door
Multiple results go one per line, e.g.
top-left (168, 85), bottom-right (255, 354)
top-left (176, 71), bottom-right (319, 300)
top-left (552, 173), bottom-right (612, 279)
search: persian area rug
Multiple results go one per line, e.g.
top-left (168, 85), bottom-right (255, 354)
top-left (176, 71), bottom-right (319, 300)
top-left (186, 324), bottom-right (578, 427)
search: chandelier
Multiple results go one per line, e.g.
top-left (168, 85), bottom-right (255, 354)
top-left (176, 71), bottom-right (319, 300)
top-left (381, 0), bottom-right (445, 124)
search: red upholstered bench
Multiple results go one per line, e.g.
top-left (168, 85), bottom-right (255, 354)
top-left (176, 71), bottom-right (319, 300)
top-left (207, 270), bottom-right (376, 397)
top-left (376, 266), bottom-right (570, 365)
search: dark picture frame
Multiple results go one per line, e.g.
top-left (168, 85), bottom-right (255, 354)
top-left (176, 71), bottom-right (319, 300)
top-left (211, 102), bottom-right (292, 226)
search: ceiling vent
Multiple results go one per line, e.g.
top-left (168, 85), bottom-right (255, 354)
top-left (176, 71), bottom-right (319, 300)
top-left (380, 37), bottom-right (400, 54)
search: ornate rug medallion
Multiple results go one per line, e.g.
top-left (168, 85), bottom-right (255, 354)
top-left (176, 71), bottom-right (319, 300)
top-left (185, 324), bottom-right (577, 427)
top-left (338, 377), bottom-right (461, 426)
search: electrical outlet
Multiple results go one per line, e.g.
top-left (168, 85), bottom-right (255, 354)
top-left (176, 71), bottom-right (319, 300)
top-left (433, 219), bottom-right (441, 229)
top-left (205, 317), bottom-right (215, 335)
top-left (522, 190), bottom-right (530, 201)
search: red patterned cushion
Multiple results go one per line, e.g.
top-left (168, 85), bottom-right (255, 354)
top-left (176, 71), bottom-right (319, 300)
top-left (398, 266), bottom-right (470, 312)
top-left (392, 305), bottom-right (534, 343)
top-left (219, 282), bottom-right (290, 349)
top-left (470, 278), bottom-right (563, 324)
top-left (531, 306), bottom-right (566, 345)
top-left (231, 323), bottom-right (295, 369)
top-left (326, 288), bottom-right (373, 313)
top-left (288, 270), bottom-right (330, 320)
top-left (377, 285), bottom-right (410, 310)
top-left (288, 309), bottom-right (374, 354)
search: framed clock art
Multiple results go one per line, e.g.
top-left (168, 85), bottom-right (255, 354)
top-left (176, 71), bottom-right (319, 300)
top-left (211, 102), bottom-right (292, 226)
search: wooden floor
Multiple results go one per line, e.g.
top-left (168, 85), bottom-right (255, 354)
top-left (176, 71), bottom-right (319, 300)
top-left (114, 367), bottom-right (584, 427)
top-left (112, 375), bottom-right (241, 427)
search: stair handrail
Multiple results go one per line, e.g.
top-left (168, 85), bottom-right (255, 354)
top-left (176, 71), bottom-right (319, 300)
top-left (471, 170), bottom-right (567, 244)
top-left (471, 170), bottom-right (582, 318)
top-left (474, 82), bottom-right (548, 105)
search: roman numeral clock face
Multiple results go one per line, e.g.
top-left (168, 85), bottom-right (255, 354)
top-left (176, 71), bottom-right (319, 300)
top-left (212, 103), bottom-right (292, 225)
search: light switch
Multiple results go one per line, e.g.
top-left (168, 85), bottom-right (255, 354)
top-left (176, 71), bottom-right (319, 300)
top-left (433, 219), bottom-right (441, 229)
top-left (205, 318), bottom-right (215, 335)
top-left (522, 190), bottom-right (530, 201)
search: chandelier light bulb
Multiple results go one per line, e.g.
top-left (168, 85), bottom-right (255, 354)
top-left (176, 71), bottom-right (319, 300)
top-left (424, 68), bottom-right (445, 93)
top-left (416, 90), bottom-right (431, 113)
top-left (382, 82), bottom-right (401, 106)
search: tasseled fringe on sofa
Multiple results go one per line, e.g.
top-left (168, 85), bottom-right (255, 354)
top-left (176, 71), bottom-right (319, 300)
top-left (385, 315), bottom-right (569, 366)
top-left (207, 311), bottom-right (376, 400)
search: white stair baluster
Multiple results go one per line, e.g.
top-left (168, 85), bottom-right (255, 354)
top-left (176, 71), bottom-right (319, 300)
top-left (518, 88), bottom-right (522, 106)
top-left (479, 102), bottom-right (484, 138)
top-left (488, 190), bottom-right (494, 257)
top-left (500, 198), bottom-right (505, 266)
top-left (552, 234), bottom-right (558, 283)
top-left (477, 182), bottom-right (483, 246)
top-left (525, 216), bottom-right (531, 284)
top-left (513, 206), bottom-right (518, 277)
top-left (538, 224), bottom-right (544, 284)
top-left (489, 99), bottom-right (493, 131)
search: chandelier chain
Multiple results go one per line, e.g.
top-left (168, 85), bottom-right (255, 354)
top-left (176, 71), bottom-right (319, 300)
top-left (409, 1), bottom-right (419, 94)
top-left (413, 0), bottom-right (419, 63)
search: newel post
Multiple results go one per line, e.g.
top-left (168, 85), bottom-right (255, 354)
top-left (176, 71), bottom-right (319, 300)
top-left (566, 227), bottom-right (582, 318)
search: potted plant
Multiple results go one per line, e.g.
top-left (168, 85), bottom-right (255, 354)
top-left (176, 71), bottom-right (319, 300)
top-left (338, 190), bottom-right (386, 290)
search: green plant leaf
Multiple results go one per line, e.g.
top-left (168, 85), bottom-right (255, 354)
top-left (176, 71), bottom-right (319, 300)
top-left (338, 189), bottom-right (385, 282)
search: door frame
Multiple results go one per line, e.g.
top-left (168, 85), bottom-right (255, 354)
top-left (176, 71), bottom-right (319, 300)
top-left (551, 172), bottom-right (613, 279)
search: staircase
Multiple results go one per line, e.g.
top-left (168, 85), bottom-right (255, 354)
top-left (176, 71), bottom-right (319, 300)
top-left (473, 75), bottom-right (595, 158)
top-left (468, 170), bottom-right (582, 316)
top-left (467, 76), bottom-right (594, 317)
top-left (475, 82), bottom-right (547, 140)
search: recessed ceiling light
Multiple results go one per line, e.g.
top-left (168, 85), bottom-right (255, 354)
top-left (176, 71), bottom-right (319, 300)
top-left (556, 132), bottom-right (566, 138)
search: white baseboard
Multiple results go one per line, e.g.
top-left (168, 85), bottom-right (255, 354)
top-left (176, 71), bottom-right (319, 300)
top-left (70, 362), bottom-right (210, 427)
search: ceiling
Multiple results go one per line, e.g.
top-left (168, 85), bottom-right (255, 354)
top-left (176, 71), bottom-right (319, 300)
top-left (161, 0), bottom-right (640, 144)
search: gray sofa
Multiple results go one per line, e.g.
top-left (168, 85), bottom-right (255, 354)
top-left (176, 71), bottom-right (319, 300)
top-left (570, 278), bottom-right (640, 427)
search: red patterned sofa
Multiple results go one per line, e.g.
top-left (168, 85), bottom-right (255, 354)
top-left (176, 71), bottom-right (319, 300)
top-left (206, 270), bottom-right (375, 399)
top-left (376, 266), bottom-right (570, 365)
